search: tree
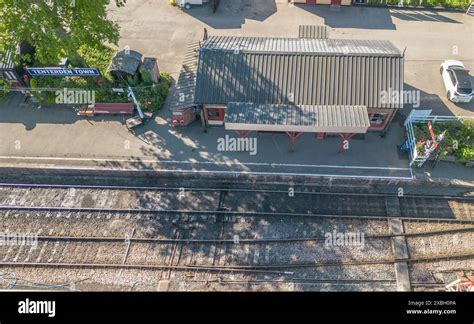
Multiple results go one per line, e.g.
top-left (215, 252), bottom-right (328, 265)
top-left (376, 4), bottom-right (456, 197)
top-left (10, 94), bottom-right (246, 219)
top-left (0, 0), bottom-right (126, 66)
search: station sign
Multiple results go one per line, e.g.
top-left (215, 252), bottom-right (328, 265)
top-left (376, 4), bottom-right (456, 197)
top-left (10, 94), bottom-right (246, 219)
top-left (26, 67), bottom-right (100, 77)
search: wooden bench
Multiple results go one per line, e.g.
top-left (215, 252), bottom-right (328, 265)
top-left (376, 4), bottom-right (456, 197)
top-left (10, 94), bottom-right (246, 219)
top-left (93, 103), bottom-right (134, 115)
top-left (79, 103), bottom-right (134, 116)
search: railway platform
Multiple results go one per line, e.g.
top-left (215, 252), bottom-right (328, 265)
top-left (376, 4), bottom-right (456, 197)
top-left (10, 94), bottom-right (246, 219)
top-left (1, 94), bottom-right (472, 184)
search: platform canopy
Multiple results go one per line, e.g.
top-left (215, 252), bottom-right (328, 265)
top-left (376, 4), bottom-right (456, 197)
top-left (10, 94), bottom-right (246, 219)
top-left (224, 103), bottom-right (370, 134)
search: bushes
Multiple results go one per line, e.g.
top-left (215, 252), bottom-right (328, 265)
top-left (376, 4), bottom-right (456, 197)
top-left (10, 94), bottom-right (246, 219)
top-left (135, 72), bottom-right (172, 111)
top-left (30, 72), bottom-right (172, 111)
top-left (77, 44), bottom-right (117, 80)
top-left (28, 44), bottom-right (172, 112)
top-left (456, 146), bottom-right (474, 163)
top-left (414, 120), bottom-right (474, 163)
top-left (0, 78), bottom-right (12, 102)
top-left (367, 0), bottom-right (471, 9)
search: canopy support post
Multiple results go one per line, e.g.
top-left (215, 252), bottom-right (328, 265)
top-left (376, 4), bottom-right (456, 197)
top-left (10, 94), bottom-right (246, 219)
top-left (286, 132), bottom-right (302, 152)
top-left (234, 130), bottom-right (251, 138)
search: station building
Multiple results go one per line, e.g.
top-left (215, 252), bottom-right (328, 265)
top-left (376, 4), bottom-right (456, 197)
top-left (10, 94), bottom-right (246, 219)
top-left (194, 36), bottom-right (404, 133)
top-left (171, 34), bottom-right (404, 148)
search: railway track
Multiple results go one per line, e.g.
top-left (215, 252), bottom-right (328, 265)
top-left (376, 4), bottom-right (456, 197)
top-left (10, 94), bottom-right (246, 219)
top-left (0, 206), bottom-right (473, 224)
top-left (0, 182), bottom-right (472, 291)
top-left (0, 237), bottom-right (474, 274)
top-left (4, 226), bottom-right (474, 243)
top-left (1, 226), bottom-right (472, 272)
top-left (0, 183), bottom-right (472, 221)
top-left (1, 181), bottom-right (473, 199)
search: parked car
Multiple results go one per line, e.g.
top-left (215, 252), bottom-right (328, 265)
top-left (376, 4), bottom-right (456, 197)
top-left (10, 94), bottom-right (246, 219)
top-left (439, 60), bottom-right (473, 103)
top-left (176, 0), bottom-right (207, 10)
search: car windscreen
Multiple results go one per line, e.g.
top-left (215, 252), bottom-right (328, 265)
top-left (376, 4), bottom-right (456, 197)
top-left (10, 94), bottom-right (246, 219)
top-left (452, 69), bottom-right (473, 94)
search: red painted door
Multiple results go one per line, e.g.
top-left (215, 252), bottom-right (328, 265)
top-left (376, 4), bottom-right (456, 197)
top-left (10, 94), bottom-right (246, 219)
top-left (306, 0), bottom-right (317, 4)
top-left (331, 0), bottom-right (341, 4)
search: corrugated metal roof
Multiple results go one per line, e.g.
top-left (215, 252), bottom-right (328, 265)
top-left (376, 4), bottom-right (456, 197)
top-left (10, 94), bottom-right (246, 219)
top-left (225, 103), bottom-right (369, 128)
top-left (169, 42), bottom-right (200, 109)
top-left (299, 25), bottom-right (328, 39)
top-left (0, 50), bottom-right (15, 70)
top-left (201, 36), bottom-right (401, 56)
top-left (195, 45), bottom-right (404, 108)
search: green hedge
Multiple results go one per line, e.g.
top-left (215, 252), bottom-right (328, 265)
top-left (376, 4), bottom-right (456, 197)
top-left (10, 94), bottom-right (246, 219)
top-left (30, 72), bottom-right (172, 112)
top-left (0, 78), bottom-right (12, 102)
top-left (135, 72), bottom-right (172, 112)
top-left (29, 44), bottom-right (172, 112)
top-left (77, 44), bottom-right (117, 80)
top-left (367, 0), bottom-right (471, 9)
top-left (414, 120), bottom-right (474, 163)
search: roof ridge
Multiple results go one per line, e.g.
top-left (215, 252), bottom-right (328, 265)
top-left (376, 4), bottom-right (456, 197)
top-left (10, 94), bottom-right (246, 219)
top-left (201, 36), bottom-right (402, 57)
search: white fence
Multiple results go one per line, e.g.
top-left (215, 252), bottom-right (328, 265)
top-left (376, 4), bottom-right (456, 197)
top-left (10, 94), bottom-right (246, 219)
top-left (403, 110), bottom-right (474, 167)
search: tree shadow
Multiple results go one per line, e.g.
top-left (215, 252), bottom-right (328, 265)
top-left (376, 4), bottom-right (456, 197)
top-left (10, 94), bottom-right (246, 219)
top-left (0, 93), bottom-right (136, 131)
top-left (294, 5), bottom-right (462, 30)
top-left (180, 0), bottom-right (277, 29)
top-left (389, 9), bottom-right (462, 24)
top-left (294, 4), bottom-right (397, 30)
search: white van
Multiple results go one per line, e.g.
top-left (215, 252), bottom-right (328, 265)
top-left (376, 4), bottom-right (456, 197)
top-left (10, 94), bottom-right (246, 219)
top-left (176, 0), bottom-right (209, 9)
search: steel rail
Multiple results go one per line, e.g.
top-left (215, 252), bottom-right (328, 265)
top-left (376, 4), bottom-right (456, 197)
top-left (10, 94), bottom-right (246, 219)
top-left (0, 252), bottom-right (472, 272)
top-left (1, 205), bottom-right (472, 224)
top-left (0, 182), bottom-right (472, 200)
top-left (23, 227), bottom-right (474, 244)
top-left (197, 279), bottom-right (448, 287)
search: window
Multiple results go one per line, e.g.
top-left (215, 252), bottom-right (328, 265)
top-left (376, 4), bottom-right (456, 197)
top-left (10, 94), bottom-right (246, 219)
top-left (207, 107), bottom-right (224, 121)
top-left (448, 70), bottom-right (457, 85)
top-left (207, 109), bottom-right (219, 117)
top-left (370, 113), bottom-right (387, 126)
top-left (458, 87), bottom-right (473, 95)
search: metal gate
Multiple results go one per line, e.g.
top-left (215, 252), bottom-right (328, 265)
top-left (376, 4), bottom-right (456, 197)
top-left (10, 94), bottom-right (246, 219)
top-left (403, 109), bottom-right (432, 167)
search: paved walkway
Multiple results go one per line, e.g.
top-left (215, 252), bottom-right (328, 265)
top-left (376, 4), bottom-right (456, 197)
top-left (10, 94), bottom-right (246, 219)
top-left (0, 93), bottom-right (416, 179)
top-left (3, 92), bottom-right (473, 182)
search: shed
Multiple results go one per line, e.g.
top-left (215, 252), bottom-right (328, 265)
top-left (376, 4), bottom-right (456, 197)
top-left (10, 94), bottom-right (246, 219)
top-left (108, 49), bottom-right (142, 79)
top-left (140, 57), bottom-right (160, 83)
